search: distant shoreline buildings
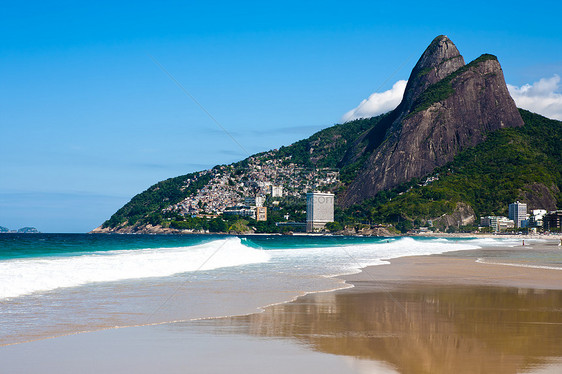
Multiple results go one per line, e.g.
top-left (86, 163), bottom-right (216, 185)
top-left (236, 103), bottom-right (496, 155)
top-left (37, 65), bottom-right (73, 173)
top-left (480, 216), bottom-right (515, 232)
top-left (544, 210), bottom-right (562, 231)
top-left (480, 200), bottom-right (561, 233)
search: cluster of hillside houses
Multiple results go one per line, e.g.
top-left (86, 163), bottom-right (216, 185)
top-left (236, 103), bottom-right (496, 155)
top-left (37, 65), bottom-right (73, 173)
top-left (222, 191), bottom-right (335, 233)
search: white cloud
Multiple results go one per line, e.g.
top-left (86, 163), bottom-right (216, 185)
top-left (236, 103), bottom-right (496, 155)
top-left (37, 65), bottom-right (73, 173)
top-left (341, 80), bottom-right (407, 122)
top-left (507, 75), bottom-right (562, 120)
top-left (342, 75), bottom-right (562, 123)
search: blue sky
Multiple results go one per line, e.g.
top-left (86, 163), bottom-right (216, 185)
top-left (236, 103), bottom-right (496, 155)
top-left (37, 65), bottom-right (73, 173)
top-left (1, 1), bottom-right (561, 232)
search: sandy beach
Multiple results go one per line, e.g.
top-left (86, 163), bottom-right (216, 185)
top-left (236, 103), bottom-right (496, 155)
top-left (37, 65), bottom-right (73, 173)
top-left (210, 239), bottom-right (562, 373)
top-left (344, 252), bottom-right (562, 290)
top-left (1, 239), bottom-right (561, 373)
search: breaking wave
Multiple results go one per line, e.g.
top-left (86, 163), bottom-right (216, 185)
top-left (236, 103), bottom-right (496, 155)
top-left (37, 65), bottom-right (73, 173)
top-left (0, 237), bottom-right (270, 299)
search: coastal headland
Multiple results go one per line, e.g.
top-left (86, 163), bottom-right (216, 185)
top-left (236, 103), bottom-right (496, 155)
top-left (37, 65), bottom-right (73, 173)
top-left (94, 35), bottom-right (561, 240)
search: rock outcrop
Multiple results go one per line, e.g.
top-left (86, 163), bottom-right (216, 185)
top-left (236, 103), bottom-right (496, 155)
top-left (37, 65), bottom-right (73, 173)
top-left (90, 224), bottom-right (180, 234)
top-left (400, 35), bottom-right (466, 114)
top-left (341, 35), bottom-right (524, 207)
top-left (518, 183), bottom-right (559, 211)
top-left (431, 202), bottom-right (476, 230)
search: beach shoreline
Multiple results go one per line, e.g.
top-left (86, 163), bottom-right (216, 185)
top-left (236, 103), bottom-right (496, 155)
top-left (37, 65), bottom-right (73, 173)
top-left (411, 232), bottom-right (562, 239)
top-left (211, 239), bottom-right (562, 373)
top-left (3, 238), bottom-right (561, 343)
top-left (89, 224), bottom-right (562, 240)
top-left (341, 254), bottom-right (562, 291)
top-left (1, 239), bottom-right (561, 373)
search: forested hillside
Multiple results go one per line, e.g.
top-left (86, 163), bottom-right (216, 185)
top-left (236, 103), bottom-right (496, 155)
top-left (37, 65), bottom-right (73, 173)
top-left (340, 109), bottom-right (561, 231)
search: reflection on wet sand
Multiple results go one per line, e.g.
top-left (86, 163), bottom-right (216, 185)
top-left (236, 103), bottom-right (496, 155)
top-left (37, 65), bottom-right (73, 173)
top-left (209, 283), bottom-right (562, 374)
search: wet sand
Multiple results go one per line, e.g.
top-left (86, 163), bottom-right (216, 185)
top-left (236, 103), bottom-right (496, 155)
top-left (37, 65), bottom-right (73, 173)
top-left (344, 253), bottom-right (562, 290)
top-left (208, 240), bottom-right (562, 373)
top-left (211, 283), bottom-right (562, 374)
top-left (1, 241), bottom-right (561, 373)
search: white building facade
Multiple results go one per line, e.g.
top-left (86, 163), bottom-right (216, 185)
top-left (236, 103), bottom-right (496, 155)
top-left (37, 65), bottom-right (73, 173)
top-left (306, 192), bottom-right (334, 232)
top-left (270, 185), bottom-right (283, 197)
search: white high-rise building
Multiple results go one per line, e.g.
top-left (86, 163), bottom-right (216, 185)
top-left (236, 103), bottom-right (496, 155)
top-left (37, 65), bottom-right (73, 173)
top-left (306, 192), bottom-right (334, 232)
top-left (508, 201), bottom-right (527, 228)
top-left (270, 185), bottom-right (283, 197)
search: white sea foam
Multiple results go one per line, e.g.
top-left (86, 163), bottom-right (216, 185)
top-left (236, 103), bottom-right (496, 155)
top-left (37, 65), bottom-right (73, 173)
top-left (0, 237), bottom-right (270, 299)
top-left (2, 235), bottom-right (524, 344)
top-left (0, 236), bottom-right (499, 301)
top-left (265, 237), bottom-right (482, 277)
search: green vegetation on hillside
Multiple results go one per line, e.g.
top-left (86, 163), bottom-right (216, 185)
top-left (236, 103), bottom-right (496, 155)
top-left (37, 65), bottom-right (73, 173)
top-left (338, 114), bottom-right (397, 185)
top-left (409, 54), bottom-right (498, 115)
top-left (340, 109), bottom-right (562, 230)
top-left (276, 115), bottom-right (384, 168)
top-left (102, 172), bottom-right (211, 228)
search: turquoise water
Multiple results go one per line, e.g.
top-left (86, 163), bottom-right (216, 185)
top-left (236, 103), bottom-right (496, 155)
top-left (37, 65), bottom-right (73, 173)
top-left (0, 233), bottom-right (472, 259)
top-left (1, 234), bottom-right (559, 300)
top-left (0, 233), bottom-right (397, 259)
top-left (0, 233), bottom-right (223, 259)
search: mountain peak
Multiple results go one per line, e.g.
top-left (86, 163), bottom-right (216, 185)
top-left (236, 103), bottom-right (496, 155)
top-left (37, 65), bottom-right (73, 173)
top-left (401, 35), bottom-right (465, 111)
top-left (424, 35), bottom-right (460, 61)
top-left (340, 36), bottom-right (524, 207)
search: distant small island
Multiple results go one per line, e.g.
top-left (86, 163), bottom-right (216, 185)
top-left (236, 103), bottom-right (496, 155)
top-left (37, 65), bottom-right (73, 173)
top-left (0, 226), bottom-right (40, 234)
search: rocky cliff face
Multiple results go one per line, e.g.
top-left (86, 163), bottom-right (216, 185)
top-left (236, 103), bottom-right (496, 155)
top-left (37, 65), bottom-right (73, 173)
top-left (400, 34), bottom-right (465, 113)
top-left (341, 36), bottom-right (524, 207)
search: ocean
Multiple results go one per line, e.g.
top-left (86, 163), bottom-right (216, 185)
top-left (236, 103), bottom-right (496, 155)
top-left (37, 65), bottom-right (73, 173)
top-left (0, 233), bottom-right (560, 346)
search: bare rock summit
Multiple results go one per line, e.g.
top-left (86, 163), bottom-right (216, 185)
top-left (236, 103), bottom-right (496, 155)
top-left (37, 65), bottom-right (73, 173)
top-left (341, 36), bottom-right (524, 207)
